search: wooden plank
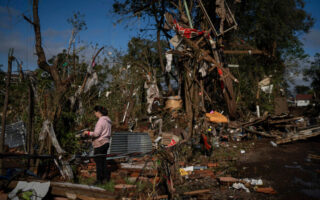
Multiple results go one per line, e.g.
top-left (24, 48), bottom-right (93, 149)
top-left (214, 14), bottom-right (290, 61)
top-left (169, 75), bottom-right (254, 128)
top-left (218, 177), bottom-right (238, 183)
top-left (242, 115), bottom-right (269, 127)
top-left (183, 189), bottom-right (210, 195)
top-left (243, 128), bottom-right (278, 138)
top-left (268, 117), bottom-right (301, 124)
top-left (8, 181), bottom-right (116, 199)
top-left (255, 187), bottom-right (277, 194)
top-left (154, 195), bottom-right (168, 199)
top-left (276, 131), bottom-right (320, 144)
top-left (299, 126), bottom-right (320, 134)
top-left (308, 154), bottom-right (320, 160)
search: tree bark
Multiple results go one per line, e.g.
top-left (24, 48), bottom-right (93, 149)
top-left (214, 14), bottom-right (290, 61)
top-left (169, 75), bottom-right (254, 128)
top-left (184, 63), bottom-right (194, 137)
top-left (222, 69), bottom-right (238, 119)
top-left (0, 48), bottom-right (14, 174)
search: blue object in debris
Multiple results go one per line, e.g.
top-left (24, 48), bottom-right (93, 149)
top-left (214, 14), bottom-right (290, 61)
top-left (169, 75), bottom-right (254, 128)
top-left (194, 166), bottom-right (208, 170)
top-left (0, 168), bottom-right (38, 180)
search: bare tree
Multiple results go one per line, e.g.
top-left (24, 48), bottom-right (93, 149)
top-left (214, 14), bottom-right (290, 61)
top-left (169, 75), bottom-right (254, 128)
top-left (24, 0), bottom-right (74, 180)
top-left (0, 48), bottom-right (14, 174)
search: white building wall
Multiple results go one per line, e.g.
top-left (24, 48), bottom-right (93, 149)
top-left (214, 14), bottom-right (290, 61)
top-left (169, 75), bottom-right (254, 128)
top-left (296, 100), bottom-right (310, 107)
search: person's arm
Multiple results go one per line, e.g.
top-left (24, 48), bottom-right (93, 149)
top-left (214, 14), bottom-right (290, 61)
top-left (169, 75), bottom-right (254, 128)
top-left (83, 119), bottom-right (104, 137)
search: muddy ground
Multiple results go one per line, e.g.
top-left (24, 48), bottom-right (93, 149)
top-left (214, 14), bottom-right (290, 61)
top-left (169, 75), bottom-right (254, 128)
top-left (233, 137), bottom-right (320, 200)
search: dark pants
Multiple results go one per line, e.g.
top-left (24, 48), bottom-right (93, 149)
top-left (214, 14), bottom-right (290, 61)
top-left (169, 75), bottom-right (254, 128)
top-left (94, 143), bottom-right (109, 183)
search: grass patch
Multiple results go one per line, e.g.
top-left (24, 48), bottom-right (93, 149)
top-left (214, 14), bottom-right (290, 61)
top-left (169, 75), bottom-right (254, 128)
top-left (99, 180), bottom-right (115, 192)
top-left (78, 177), bottom-right (95, 185)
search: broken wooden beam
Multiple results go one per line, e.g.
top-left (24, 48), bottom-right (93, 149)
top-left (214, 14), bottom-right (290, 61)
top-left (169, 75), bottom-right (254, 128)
top-left (268, 117), bottom-right (302, 124)
top-left (254, 187), bottom-right (277, 194)
top-left (223, 49), bottom-right (268, 56)
top-left (243, 127), bottom-right (278, 138)
top-left (276, 130), bottom-right (320, 144)
top-left (218, 176), bottom-right (238, 183)
top-left (308, 154), bottom-right (320, 160)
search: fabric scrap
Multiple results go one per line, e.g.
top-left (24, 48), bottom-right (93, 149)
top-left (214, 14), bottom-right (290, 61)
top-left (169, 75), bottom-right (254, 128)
top-left (165, 52), bottom-right (173, 72)
top-left (169, 35), bottom-right (183, 49)
top-left (84, 72), bottom-right (98, 93)
top-left (261, 84), bottom-right (273, 94)
top-left (144, 74), bottom-right (160, 114)
top-left (216, 0), bottom-right (226, 33)
top-left (8, 181), bottom-right (50, 200)
top-left (173, 19), bottom-right (205, 39)
top-left (232, 182), bottom-right (250, 193)
top-left (206, 112), bottom-right (228, 123)
top-left (199, 62), bottom-right (208, 77)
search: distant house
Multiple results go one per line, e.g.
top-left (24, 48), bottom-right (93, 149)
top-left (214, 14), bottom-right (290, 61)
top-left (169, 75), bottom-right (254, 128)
top-left (295, 94), bottom-right (313, 107)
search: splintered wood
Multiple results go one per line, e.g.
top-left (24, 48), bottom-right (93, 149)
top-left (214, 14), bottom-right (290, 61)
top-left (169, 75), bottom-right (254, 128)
top-left (240, 114), bottom-right (319, 144)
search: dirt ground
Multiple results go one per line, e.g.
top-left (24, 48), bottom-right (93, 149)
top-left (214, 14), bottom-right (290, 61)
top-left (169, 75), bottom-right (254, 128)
top-left (235, 137), bottom-right (320, 200)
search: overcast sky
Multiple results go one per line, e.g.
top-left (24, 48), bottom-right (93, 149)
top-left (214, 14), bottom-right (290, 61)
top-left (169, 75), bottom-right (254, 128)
top-left (0, 0), bottom-right (319, 87)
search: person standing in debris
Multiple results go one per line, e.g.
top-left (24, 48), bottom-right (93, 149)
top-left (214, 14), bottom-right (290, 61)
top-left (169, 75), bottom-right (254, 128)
top-left (83, 105), bottom-right (112, 184)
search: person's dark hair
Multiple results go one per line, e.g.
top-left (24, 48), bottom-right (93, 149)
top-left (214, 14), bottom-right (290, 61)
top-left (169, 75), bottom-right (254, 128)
top-left (94, 105), bottom-right (108, 116)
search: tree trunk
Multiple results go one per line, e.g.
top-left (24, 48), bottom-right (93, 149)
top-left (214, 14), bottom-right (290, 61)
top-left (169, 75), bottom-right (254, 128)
top-left (26, 0), bottom-right (74, 179)
top-left (156, 28), bottom-right (173, 94)
top-left (0, 48), bottom-right (14, 174)
top-left (184, 67), bottom-right (194, 137)
top-left (73, 43), bottom-right (76, 81)
top-left (193, 77), bottom-right (200, 122)
top-left (222, 69), bottom-right (238, 119)
top-left (200, 79), bottom-right (206, 112)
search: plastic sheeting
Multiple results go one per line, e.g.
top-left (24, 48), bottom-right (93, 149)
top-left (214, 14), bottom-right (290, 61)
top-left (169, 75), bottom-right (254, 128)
top-left (199, 62), bottom-right (208, 77)
top-left (144, 74), bottom-right (160, 114)
top-left (0, 121), bottom-right (26, 150)
top-left (261, 84), bottom-right (273, 94)
top-left (9, 181), bottom-right (50, 200)
top-left (84, 72), bottom-right (98, 93)
top-left (165, 52), bottom-right (173, 72)
top-left (169, 35), bottom-right (183, 50)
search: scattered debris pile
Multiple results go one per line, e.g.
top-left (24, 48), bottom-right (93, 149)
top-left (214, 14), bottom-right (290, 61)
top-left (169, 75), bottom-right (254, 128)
top-left (231, 114), bottom-right (320, 145)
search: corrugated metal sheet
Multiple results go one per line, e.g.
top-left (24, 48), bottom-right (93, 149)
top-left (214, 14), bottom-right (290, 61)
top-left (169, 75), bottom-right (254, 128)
top-left (108, 132), bottom-right (152, 155)
top-left (0, 121), bottom-right (26, 149)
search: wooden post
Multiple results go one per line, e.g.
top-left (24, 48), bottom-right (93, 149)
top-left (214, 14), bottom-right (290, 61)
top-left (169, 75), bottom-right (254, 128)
top-left (27, 82), bottom-right (34, 169)
top-left (256, 81), bottom-right (261, 118)
top-left (0, 48), bottom-right (14, 174)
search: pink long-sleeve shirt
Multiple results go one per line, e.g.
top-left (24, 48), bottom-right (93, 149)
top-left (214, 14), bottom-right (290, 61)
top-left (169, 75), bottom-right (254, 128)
top-left (89, 116), bottom-right (112, 148)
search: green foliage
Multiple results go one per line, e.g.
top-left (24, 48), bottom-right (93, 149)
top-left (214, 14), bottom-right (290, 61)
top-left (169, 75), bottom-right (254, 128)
top-left (78, 176), bottom-right (95, 185)
top-left (304, 53), bottom-right (320, 99)
top-left (233, 0), bottom-right (313, 54)
top-left (99, 180), bottom-right (115, 192)
top-left (0, 63), bottom-right (29, 123)
top-left (20, 190), bottom-right (33, 200)
top-left (295, 85), bottom-right (311, 94)
top-left (225, 0), bottom-right (314, 114)
top-left (67, 11), bottom-right (87, 33)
